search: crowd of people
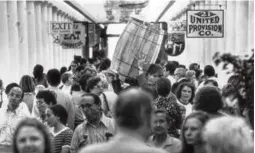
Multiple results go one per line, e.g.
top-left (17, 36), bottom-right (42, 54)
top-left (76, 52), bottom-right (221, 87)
top-left (0, 56), bottom-right (253, 153)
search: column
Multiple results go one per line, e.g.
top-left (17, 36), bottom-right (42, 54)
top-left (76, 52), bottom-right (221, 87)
top-left (209, 0), bottom-right (218, 65)
top-left (216, 0), bottom-right (226, 53)
top-left (0, 1), bottom-right (10, 84)
top-left (7, 1), bottom-right (20, 82)
top-left (47, 3), bottom-right (53, 69)
top-left (35, 1), bottom-right (43, 65)
top-left (52, 7), bottom-right (58, 68)
top-left (225, 1), bottom-right (236, 54)
top-left (57, 10), bottom-right (63, 69)
top-left (41, 1), bottom-right (49, 72)
top-left (27, 1), bottom-right (37, 74)
top-left (18, 1), bottom-right (29, 76)
top-left (248, 0), bottom-right (254, 52)
top-left (235, 1), bottom-right (248, 55)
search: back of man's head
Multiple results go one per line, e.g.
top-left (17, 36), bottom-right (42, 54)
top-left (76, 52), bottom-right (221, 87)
top-left (47, 69), bottom-right (61, 87)
top-left (113, 88), bottom-right (153, 130)
top-left (204, 65), bottom-right (215, 77)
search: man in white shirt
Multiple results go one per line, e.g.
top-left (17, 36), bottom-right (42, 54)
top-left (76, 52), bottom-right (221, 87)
top-left (0, 86), bottom-right (30, 152)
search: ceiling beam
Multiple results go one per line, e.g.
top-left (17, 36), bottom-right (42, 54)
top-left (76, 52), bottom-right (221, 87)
top-left (64, 0), bottom-right (98, 23)
top-left (155, 0), bottom-right (176, 22)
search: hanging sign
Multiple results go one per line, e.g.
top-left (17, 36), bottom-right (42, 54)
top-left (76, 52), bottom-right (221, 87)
top-left (165, 33), bottom-right (185, 56)
top-left (186, 10), bottom-right (224, 38)
top-left (50, 22), bottom-right (73, 34)
top-left (164, 21), bottom-right (186, 56)
top-left (168, 21), bottom-right (187, 32)
top-left (59, 23), bottom-right (86, 49)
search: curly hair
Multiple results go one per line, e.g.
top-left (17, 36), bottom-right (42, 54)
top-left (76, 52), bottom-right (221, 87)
top-left (12, 118), bottom-right (53, 153)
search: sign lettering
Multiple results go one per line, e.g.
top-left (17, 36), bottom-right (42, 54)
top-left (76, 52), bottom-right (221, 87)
top-left (186, 10), bottom-right (224, 38)
top-left (50, 22), bottom-right (73, 34)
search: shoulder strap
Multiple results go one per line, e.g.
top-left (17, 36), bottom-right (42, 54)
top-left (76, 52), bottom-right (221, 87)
top-left (102, 93), bottom-right (110, 112)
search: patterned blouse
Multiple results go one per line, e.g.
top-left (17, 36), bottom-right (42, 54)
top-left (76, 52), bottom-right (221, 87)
top-left (53, 127), bottom-right (73, 153)
top-left (153, 93), bottom-right (184, 138)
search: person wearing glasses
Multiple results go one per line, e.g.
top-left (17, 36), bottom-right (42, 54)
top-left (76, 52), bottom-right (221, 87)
top-left (70, 93), bottom-right (115, 153)
top-left (32, 90), bottom-right (57, 123)
top-left (85, 76), bottom-right (113, 117)
top-left (0, 85), bottom-right (30, 153)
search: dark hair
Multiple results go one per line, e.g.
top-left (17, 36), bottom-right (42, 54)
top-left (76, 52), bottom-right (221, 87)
top-left (85, 76), bottom-right (101, 93)
top-left (76, 65), bottom-right (85, 73)
top-left (60, 66), bottom-right (67, 75)
top-left (81, 93), bottom-right (101, 106)
top-left (194, 86), bottom-right (223, 113)
top-left (179, 64), bottom-right (186, 70)
top-left (180, 111), bottom-right (209, 153)
top-left (47, 69), bottom-right (61, 86)
top-left (71, 84), bottom-right (81, 93)
top-left (33, 64), bottom-right (44, 79)
top-left (36, 90), bottom-right (57, 105)
top-left (113, 87), bottom-right (153, 130)
top-left (165, 61), bottom-right (178, 75)
top-left (227, 74), bottom-right (243, 89)
top-left (176, 82), bottom-right (195, 103)
top-left (222, 83), bottom-right (238, 97)
top-left (156, 77), bottom-right (171, 97)
top-left (204, 79), bottom-right (218, 87)
top-left (19, 75), bottom-right (35, 93)
top-left (98, 58), bottom-right (111, 72)
top-left (5, 82), bottom-right (19, 94)
top-left (79, 74), bottom-right (92, 91)
top-left (204, 65), bottom-right (215, 77)
top-left (13, 118), bottom-right (53, 153)
top-left (80, 58), bottom-right (87, 65)
top-left (61, 73), bottom-right (71, 84)
top-left (189, 63), bottom-right (202, 79)
top-left (146, 64), bottom-right (163, 76)
top-left (189, 63), bottom-right (200, 71)
top-left (154, 109), bottom-right (171, 125)
top-left (49, 104), bottom-right (68, 125)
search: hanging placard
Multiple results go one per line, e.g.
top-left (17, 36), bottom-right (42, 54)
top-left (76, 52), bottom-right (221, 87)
top-left (165, 33), bottom-right (185, 56)
top-left (168, 21), bottom-right (187, 32)
top-left (186, 10), bottom-right (224, 38)
top-left (165, 21), bottom-right (186, 56)
top-left (59, 23), bottom-right (86, 49)
top-left (88, 24), bottom-right (95, 47)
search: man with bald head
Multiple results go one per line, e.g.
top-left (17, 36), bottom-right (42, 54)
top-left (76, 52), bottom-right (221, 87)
top-left (0, 85), bottom-right (30, 152)
top-left (79, 87), bottom-right (167, 153)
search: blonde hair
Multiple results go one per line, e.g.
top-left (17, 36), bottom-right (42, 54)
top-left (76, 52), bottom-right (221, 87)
top-left (202, 116), bottom-right (254, 153)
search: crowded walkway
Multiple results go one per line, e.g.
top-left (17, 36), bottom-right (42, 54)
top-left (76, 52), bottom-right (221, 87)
top-left (0, 55), bottom-right (253, 153)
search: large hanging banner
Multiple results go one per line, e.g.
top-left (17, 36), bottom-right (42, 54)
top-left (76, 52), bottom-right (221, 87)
top-left (186, 10), bottom-right (224, 38)
top-left (59, 23), bottom-right (86, 49)
top-left (165, 21), bottom-right (186, 56)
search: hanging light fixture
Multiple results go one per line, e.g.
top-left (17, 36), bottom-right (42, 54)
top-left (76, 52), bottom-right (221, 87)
top-left (104, 0), bottom-right (149, 22)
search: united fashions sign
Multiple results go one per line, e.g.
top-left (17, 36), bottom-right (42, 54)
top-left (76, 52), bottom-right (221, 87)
top-left (186, 10), bottom-right (224, 38)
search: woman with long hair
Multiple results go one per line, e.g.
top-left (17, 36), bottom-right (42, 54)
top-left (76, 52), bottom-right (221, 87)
top-left (180, 111), bottom-right (209, 153)
top-left (20, 75), bottom-right (36, 113)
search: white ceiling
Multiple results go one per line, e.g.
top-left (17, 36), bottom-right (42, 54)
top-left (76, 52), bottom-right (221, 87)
top-left (74, 0), bottom-right (193, 23)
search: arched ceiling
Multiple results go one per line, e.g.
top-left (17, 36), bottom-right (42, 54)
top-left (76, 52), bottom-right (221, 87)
top-left (73, 0), bottom-right (193, 23)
